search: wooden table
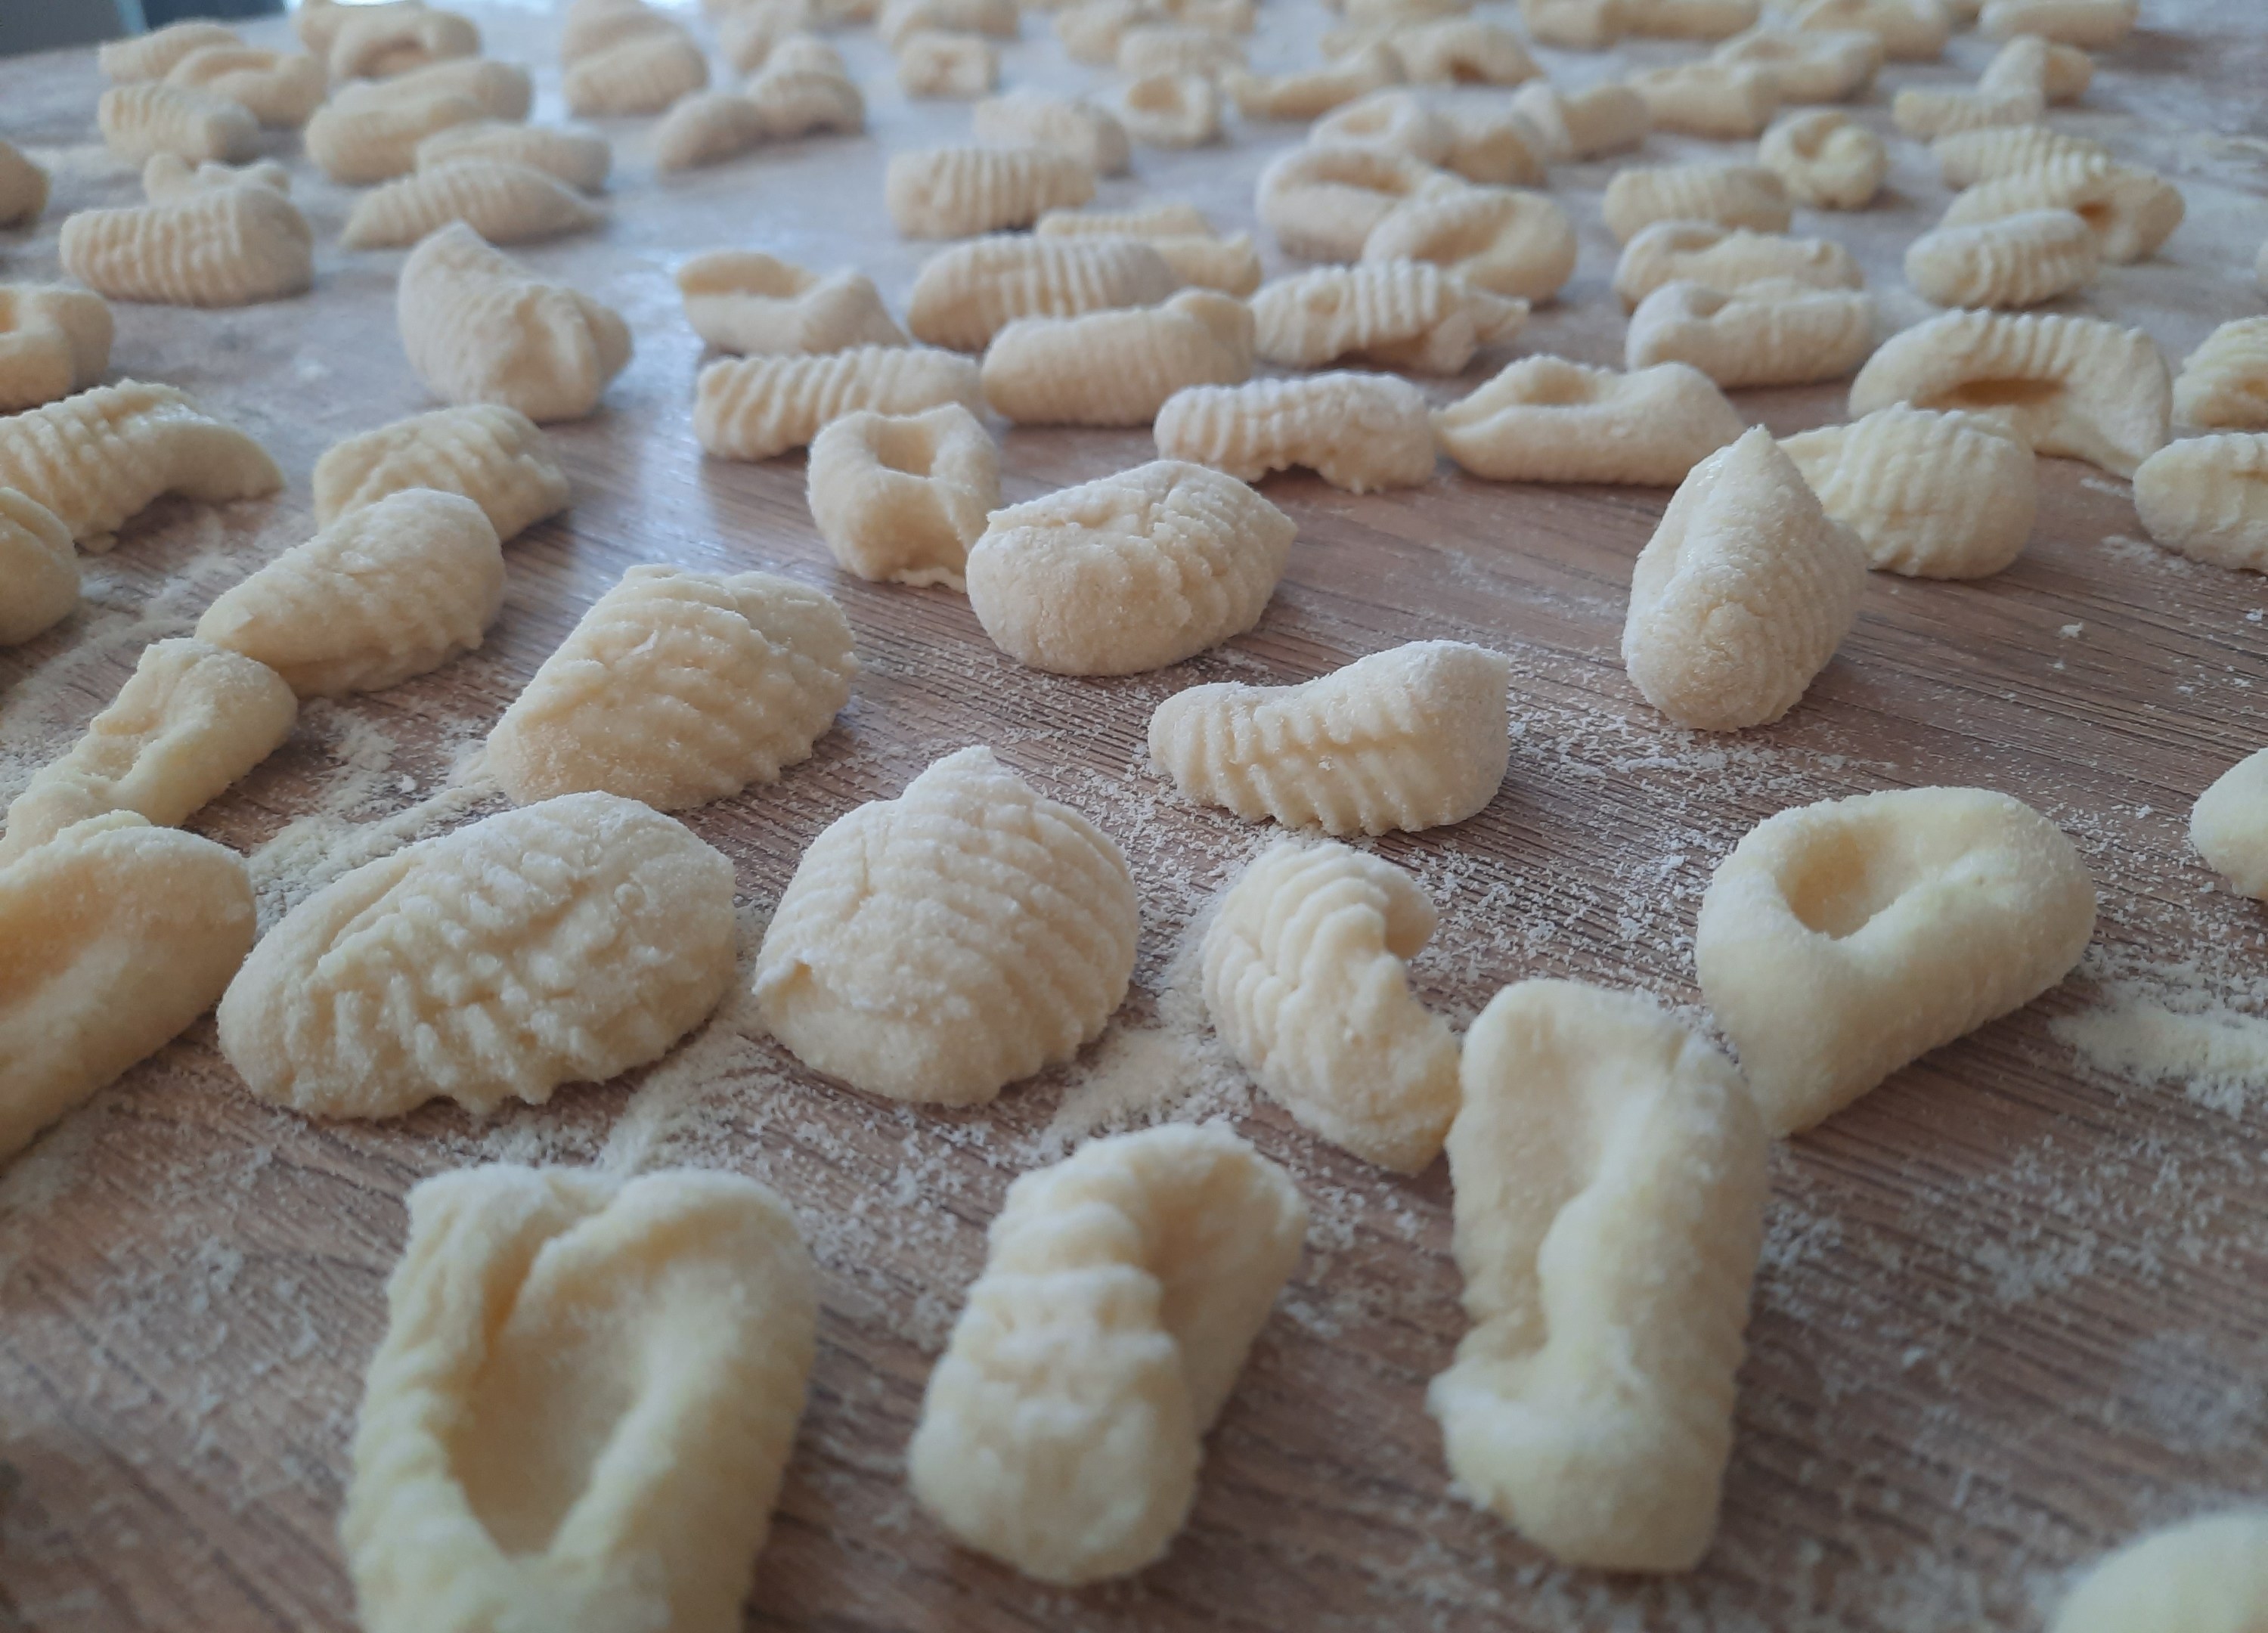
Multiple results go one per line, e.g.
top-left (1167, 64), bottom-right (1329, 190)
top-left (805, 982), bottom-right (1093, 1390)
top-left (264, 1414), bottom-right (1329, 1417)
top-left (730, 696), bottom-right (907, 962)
top-left (3, 2), bottom-right (2266, 1628)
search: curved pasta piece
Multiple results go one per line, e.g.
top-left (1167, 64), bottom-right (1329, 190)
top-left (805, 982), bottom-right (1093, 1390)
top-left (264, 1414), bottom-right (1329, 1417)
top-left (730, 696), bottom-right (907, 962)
top-left (218, 793), bottom-right (735, 1117)
top-left (314, 404), bottom-right (568, 539)
top-left (1623, 427), bottom-right (1865, 730)
top-left (1792, 0), bottom-right (1947, 57)
top-left (97, 82), bottom-right (258, 164)
top-left (1712, 24), bottom-right (1881, 102)
top-left (1626, 279), bottom-right (1875, 389)
top-left (1436, 101), bottom-right (1545, 187)
top-left (677, 249), bottom-right (903, 355)
top-left (195, 490), bottom-right (503, 697)
top-left (967, 460), bottom-right (1291, 675)
top-left (1384, 16), bottom-right (1540, 81)
top-left (806, 403), bottom-right (996, 587)
top-left (885, 144), bottom-right (1095, 238)
top-left (1979, 0), bottom-right (2135, 46)
top-left (0, 284), bottom-right (113, 414)
top-left (0, 637), bottom-right (296, 866)
top-left (748, 64), bottom-right (866, 138)
top-left (971, 90), bottom-right (1130, 174)
top-left (166, 46), bottom-right (326, 127)
top-left (907, 1125), bottom-right (1304, 1584)
top-left (694, 345), bottom-right (981, 460)
top-left (1433, 356), bottom-right (1743, 485)
top-left (652, 76), bottom-right (860, 172)
top-left (1890, 81), bottom-right (2038, 141)
top-left (1150, 640), bottom-right (1510, 834)
top-left (1055, 0), bottom-right (1154, 65)
top-left (1698, 787), bottom-right (2096, 1131)
top-left (364, 56), bottom-right (532, 121)
top-left (2192, 748), bottom-right (2268, 900)
top-left (60, 184), bottom-right (313, 309)
top-left (0, 490), bottom-right (79, 646)
top-left (879, 0), bottom-right (1018, 43)
top-left (342, 160), bottom-right (604, 249)
top-left (398, 224), bottom-right (631, 423)
top-left (2173, 318), bottom-right (2268, 432)
top-left (718, 11), bottom-right (829, 74)
top-left (1311, 90), bottom-right (1456, 169)
top-left (565, 32), bottom-right (708, 116)
top-left (1520, 0), bottom-right (1627, 48)
top-left (1941, 155), bottom-right (2184, 265)
top-left (0, 380), bottom-right (282, 547)
top-left (1254, 141), bottom-right (1461, 262)
top-left (1980, 32), bottom-right (2092, 101)
top-left (327, 5), bottom-right (479, 79)
top-left (1630, 60), bottom-right (1779, 138)
top-left (1252, 262), bottom-right (1526, 374)
top-left (1781, 405), bottom-right (2036, 578)
top-left (485, 565), bottom-right (855, 809)
top-left (1905, 208), bottom-right (2098, 309)
top-left (562, 0), bottom-right (687, 59)
top-left (1120, 70), bottom-right (1223, 147)
top-left (415, 120), bottom-right (613, 192)
top-left (1849, 309), bottom-right (2170, 477)
top-left (141, 153), bottom-right (290, 202)
top-left (0, 141), bottom-right (48, 228)
top-left (1932, 123), bottom-right (2106, 188)
top-left (1428, 979), bottom-right (1767, 1571)
top-left (906, 234), bottom-right (1176, 351)
top-left (1612, 220), bottom-right (1863, 313)
top-left (1625, 0), bottom-right (1760, 36)
top-left (1154, 372), bottom-right (1436, 492)
top-left (1602, 162), bottom-right (1790, 243)
top-left (1117, 22), bottom-right (1245, 75)
top-left (343, 1164), bottom-right (815, 1633)
top-left (1201, 841), bottom-right (1457, 1170)
top-left (982, 290), bottom-right (1252, 426)
top-left (1224, 43), bottom-right (1403, 119)
top-left (752, 745), bottom-right (1141, 1103)
top-left (1034, 201), bottom-right (1216, 238)
top-left (1362, 186), bottom-right (1575, 302)
top-left (305, 88), bottom-right (484, 184)
top-left (2133, 434), bottom-right (2268, 573)
top-left (99, 19), bottom-right (243, 81)
top-left (0, 813), bottom-right (254, 1164)
top-left (896, 30), bottom-right (998, 99)
top-left (1758, 107), bottom-right (1887, 209)
top-left (1505, 80), bottom-right (1648, 160)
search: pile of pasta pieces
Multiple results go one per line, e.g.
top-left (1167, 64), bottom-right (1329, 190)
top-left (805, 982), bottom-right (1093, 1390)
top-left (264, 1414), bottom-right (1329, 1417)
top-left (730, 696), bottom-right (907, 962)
top-left (2, 0), bottom-right (2265, 1625)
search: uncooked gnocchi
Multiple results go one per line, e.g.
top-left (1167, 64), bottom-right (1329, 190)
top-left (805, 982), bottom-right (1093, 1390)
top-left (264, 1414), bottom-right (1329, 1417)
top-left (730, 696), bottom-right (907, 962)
top-left (0, 141), bottom-right (48, 227)
top-left (398, 224), bottom-right (631, 423)
top-left (677, 250), bottom-right (906, 355)
top-left (1505, 80), bottom-right (1648, 160)
top-left (98, 82), bottom-right (258, 165)
top-left (100, 19), bottom-right (243, 81)
top-left (983, 290), bottom-right (1253, 426)
top-left (1979, 0), bottom-right (2136, 46)
top-left (1780, 405), bottom-right (2037, 578)
top-left (2133, 434), bottom-right (2268, 572)
top-left (60, 184), bottom-right (313, 308)
top-left (1363, 187), bottom-right (1576, 302)
top-left (1625, 0), bottom-right (1760, 37)
top-left (415, 120), bottom-right (613, 192)
top-left (1940, 154), bottom-right (2184, 265)
top-left (564, 20), bottom-right (708, 116)
top-left (327, 3), bottom-right (479, 79)
top-left (752, 745), bottom-right (1141, 1103)
top-left (1254, 141), bottom-right (1461, 262)
top-left (1520, 0), bottom-right (1627, 48)
top-left (1223, 45), bottom-right (1402, 120)
top-left (0, 490), bottom-right (78, 646)
top-left (1626, 280), bottom-right (1876, 389)
top-left (1932, 123), bottom-right (2106, 188)
top-left (1712, 25), bottom-right (1880, 102)
top-left (906, 233), bottom-right (1178, 350)
top-left (880, 0), bottom-right (1018, 44)
top-left (1602, 163), bottom-right (1792, 243)
top-left (1117, 21), bottom-right (1244, 75)
top-left (1904, 208), bottom-right (2099, 308)
top-left (1154, 372), bottom-right (1436, 493)
top-left (885, 144), bottom-right (1095, 237)
top-left (2173, 318), bottom-right (2268, 432)
top-left (305, 85), bottom-right (484, 184)
top-left (1613, 222), bottom-right (1863, 313)
top-left (314, 404), bottom-right (568, 540)
top-left (1433, 356), bottom-right (1744, 486)
top-left (141, 153), bottom-right (290, 202)
top-left (1252, 262), bottom-right (1525, 374)
top-left (805, 403), bottom-right (998, 587)
top-left (896, 29), bottom-right (999, 98)
top-left (1120, 70), bottom-right (1224, 147)
top-left (1792, 0), bottom-right (1947, 57)
top-left (0, 380), bottom-right (281, 547)
top-left (1372, 17), bottom-right (1538, 82)
top-left (1757, 108), bottom-right (1888, 210)
top-left (2192, 748), bottom-right (2268, 900)
top-left (971, 90), bottom-right (1129, 175)
top-left (1629, 60), bottom-right (1780, 138)
top-left (694, 346), bottom-right (983, 460)
top-left (342, 160), bottom-right (603, 249)
top-left (0, 284), bottom-right (112, 413)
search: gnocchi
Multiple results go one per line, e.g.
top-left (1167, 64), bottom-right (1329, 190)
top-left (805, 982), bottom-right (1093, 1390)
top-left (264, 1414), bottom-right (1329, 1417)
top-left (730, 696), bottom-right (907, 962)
top-left (313, 404), bottom-right (568, 539)
top-left (1154, 372), bottom-right (1437, 492)
top-left (805, 403), bottom-right (998, 587)
top-left (1504, 81), bottom-right (1648, 160)
top-left (1628, 60), bottom-right (1780, 139)
top-left (165, 46), bottom-right (327, 128)
top-left (1251, 261), bottom-right (1526, 374)
top-left (1254, 141), bottom-right (1461, 262)
top-left (1625, 279), bottom-right (1876, 389)
top-left (0, 284), bottom-right (113, 413)
top-left (676, 249), bottom-right (906, 355)
top-left (2173, 318), bottom-right (2268, 432)
top-left (971, 90), bottom-right (1130, 175)
top-left (0, 490), bottom-right (77, 646)
top-left (983, 289), bottom-right (1253, 426)
top-left (2192, 749), bottom-right (2268, 900)
top-left (2132, 434), bottom-right (2268, 573)
top-left (1979, 0), bottom-right (2136, 47)
top-left (414, 120), bottom-right (613, 191)
top-left (99, 19), bottom-right (243, 81)
top-left (60, 184), bottom-right (313, 309)
top-left (885, 144), bottom-right (1095, 238)
top-left (1519, 0), bottom-right (1627, 48)
top-left (305, 85), bottom-right (484, 184)
top-left (1780, 405), bottom-right (2037, 578)
top-left (694, 346), bottom-right (983, 460)
top-left (1363, 185), bottom-right (1576, 302)
top-left (97, 82), bottom-right (258, 165)
top-left (906, 233), bottom-right (1177, 351)
top-left (565, 28), bottom-right (708, 117)
top-left (895, 29), bottom-right (999, 98)
top-left (1601, 163), bottom-right (1791, 243)
top-left (1120, 70), bottom-right (1225, 147)
top-left (1625, 0), bottom-right (1760, 37)
top-left (1223, 45), bottom-right (1404, 120)
top-left (1791, 0), bottom-right (1947, 58)
top-left (141, 153), bottom-right (290, 201)
top-left (1433, 356), bottom-right (1743, 485)
top-left (1904, 208), bottom-right (2099, 308)
top-left (327, 4), bottom-right (478, 79)
top-left (1932, 123), bottom-right (2106, 188)
top-left (1612, 221), bottom-right (1863, 314)
top-left (1940, 154), bottom-right (2184, 265)
top-left (1758, 108), bottom-right (1888, 209)
top-left (397, 223), bottom-right (631, 423)
top-left (342, 160), bottom-right (603, 249)
top-left (1712, 25), bottom-right (1881, 103)
top-left (0, 380), bottom-right (281, 547)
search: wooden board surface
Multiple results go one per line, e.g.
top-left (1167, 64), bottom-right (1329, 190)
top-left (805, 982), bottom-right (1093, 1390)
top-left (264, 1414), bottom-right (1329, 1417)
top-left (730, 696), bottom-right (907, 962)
top-left (4, 2), bottom-right (2268, 1629)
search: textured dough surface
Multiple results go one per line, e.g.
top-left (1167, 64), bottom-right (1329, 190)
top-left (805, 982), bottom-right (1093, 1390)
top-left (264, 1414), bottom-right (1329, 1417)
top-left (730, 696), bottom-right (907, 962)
top-left (694, 346), bottom-right (982, 460)
top-left (906, 1124), bottom-right (1305, 1583)
top-left (305, 86), bottom-right (485, 184)
top-left (60, 184), bottom-right (314, 308)
top-left (676, 249), bottom-right (906, 355)
top-left (313, 404), bottom-right (569, 540)
top-left (2174, 318), bottom-right (2268, 432)
top-left (415, 120), bottom-right (613, 191)
top-left (1781, 405), bottom-right (2036, 578)
top-left (982, 290), bottom-right (1253, 426)
top-left (397, 223), bottom-right (631, 423)
top-left (1251, 262), bottom-right (1526, 375)
top-left (0, 380), bottom-right (280, 547)
top-left (806, 402), bottom-right (997, 587)
top-left (1625, 277), bottom-right (1876, 387)
top-left (1154, 372), bottom-right (1436, 493)
top-left (1938, 153), bottom-right (2184, 265)
top-left (1601, 162), bottom-right (1790, 242)
top-left (2192, 747), bottom-right (2268, 901)
top-left (1933, 123), bottom-right (2105, 187)
top-left (1434, 356), bottom-right (1744, 486)
top-left (217, 792), bottom-right (737, 1118)
top-left (1758, 109), bottom-right (1888, 210)
top-left (2133, 433), bottom-right (2268, 573)
top-left (971, 90), bottom-right (1130, 174)
top-left (1254, 141), bottom-right (1461, 262)
top-left (342, 159), bottom-right (604, 249)
top-left (1362, 186), bottom-right (1576, 302)
top-left (342, 1164), bottom-right (816, 1633)
top-left (2050, 1511), bottom-right (2268, 1633)
top-left (97, 82), bottom-right (259, 164)
top-left (907, 233), bottom-right (1178, 352)
top-left (1904, 207), bottom-right (2099, 308)
top-left (0, 284), bottom-right (112, 414)
top-left (1611, 221), bottom-right (1863, 313)
top-left (0, 488), bottom-right (79, 646)
top-left (885, 144), bottom-right (1095, 237)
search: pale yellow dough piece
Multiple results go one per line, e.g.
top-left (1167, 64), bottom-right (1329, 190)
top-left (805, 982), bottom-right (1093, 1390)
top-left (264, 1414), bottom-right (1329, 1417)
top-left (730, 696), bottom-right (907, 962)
top-left (1602, 163), bottom-right (1790, 243)
top-left (1612, 222), bottom-right (1862, 314)
top-left (1309, 90), bottom-right (1458, 169)
top-left (1622, 427), bottom-right (1865, 731)
top-left (906, 234), bottom-right (1177, 351)
top-left (486, 565), bottom-right (854, 809)
top-left (896, 29), bottom-right (999, 98)
top-left (1363, 187), bottom-right (1576, 302)
top-left (676, 250), bottom-right (905, 355)
top-left (2192, 750), bottom-right (2268, 900)
top-left (1939, 154), bottom-right (2184, 265)
top-left (971, 91), bottom-right (1130, 175)
top-left (100, 20), bottom-right (243, 81)
top-left (1629, 60), bottom-right (1780, 139)
top-left (1150, 640), bottom-right (1511, 835)
top-left (1253, 141), bottom-right (1462, 262)
top-left (1979, 32), bottom-right (2093, 103)
top-left (1780, 405), bottom-right (2036, 578)
top-left (166, 46), bottom-right (326, 127)
top-left (141, 153), bottom-right (290, 202)
top-left (908, 1125), bottom-right (1303, 1584)
top-left (1120, 71), bottom-right (1224, 148)
top-left (415, 121), bottom-right (614, 192)
top-left (1368, 17), bottom-right (1538, 82)
top-left (1223, 45), bottom-right (1404, 120)
top-left (314, 404), bottom-right (569, 540)
top-left (98, 82), bottom-right (259, 165)
top-left (1849, 309), bottom-right (2170, 477)
top-left (1932, 123), bottom-right (2107, 188)
top-left (1904, 209), bottom-right (2099, 309)
top-left (2174, 319), bottom-right (2268, 432)
top-left (752, 745), bottom-right (1141, 1103)
top-left (1505, 82), bottom-right (1648, 160)
top-left (1698, 787), bottom-right (2098, 1132)
top-left (1758, 108), bottom-right (1887, 209)
top-left (0, 141), bottom-right (49, 228)
top-left (305, 88), bottom-right (485, 184)
top-left (327, 4), bottom-right (479, 79)
top-left (652, 73), bottom-right (865, 173)
top-left (694, 346), bottom-right (982, 460)
top-left (360, 57), bottom-right (531, 120)
top-left (1625, 0), bottom-right (1760, 37)
top-left (1627, 279), bottom-right (1875, 388)
top-left (1889, 81), bottom-right (2040, 141)
top-left (218, 793), bottom-right (736, 1118)
top-left (398, 224), bottom-right (631, 423)
top-left (885, 144), bottom-right (1095, 237)
top-left (2133, 434), bottom-right (2268, 573)
top-left (565, 32), bottom-right (709, 117)
top-left (881, 0), bottom-right (1018, 43)
top-left (1980, 0), bottom-right (2135, 47)
top-left (1056, 0), bottom-right (1159, 66)
top-left (1520, 0), bottom-right (1628, 48)
top-left (342, 160), bottom-right (604, 249)
top-left (1434, 356), bottom-right (1743, 485)
top-left (1429, 978), bottom-right (1767, 1572)
top-left (0, 285), bottom-right (113, 414)
top-left (1154, 372), bottom-right (1436, 492)
top-left (1252, 262), bottom-right (1525, 375)
top-left (0, 380), bottom-right (280, 548)
top-left (0, 490), bottom-right (79, 646)
top-left (342, 1164), bottom-right (816, 1633)
top-left (982, 290), bottom-right (1252, 426)
top-left (1712, 26), bottom-right (1881, 103)
top-left (195, 489), bottom-right (503, 697)
top-left (1792, 0), bottom-right (1947, 58)
top-left (60, 184), bottom-right (313, 309)
top-left (0, 813), bottom-right (254, 1164)
top-left (0, 637), bottom-right (296, 866)
top-left (1117, 21), bottom-right (1244, 75)
top-left (805, 403), bottom-right (998, 587)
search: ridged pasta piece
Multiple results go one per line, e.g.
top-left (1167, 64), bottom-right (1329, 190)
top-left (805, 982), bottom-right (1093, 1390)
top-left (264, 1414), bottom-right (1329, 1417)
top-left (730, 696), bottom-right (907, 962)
top-left (747, 64), bottom-right (865, 136)
top-left (896, 30), bottom-right (998, 98)
top-left (1979, 32), bottom-right (2093, 102)
top-left (1790, 0), bottom-right (1947, 57)
top-left (1758, 107), bottom-right (1887, 209)
top-left (2053, 1512), bottom-right (2268, 1633)
top-left (195, 490), bottom-right (503, 696)
top-left (1435, 101), bottom-right (1546, 187)
top-left (1695, 786), bottom-right (2096, 1131)
top-left (60, 184), bottom-right (312, 308)
top-left (2133, 434), bottom-right (2268, 573)
top-left (806, 403), bottom-right (996, 587)
top-left (0, 284), bottom-right (112, 414)
top-left (1979, 0), bottom-right (2135, 47)
top-left (1033, 202), bottom-right (1210, 238)
top-left (1601, 162), bottom-right (1790, 243)
top-left (880, 0), bottom-right (1019, 42)
top-left (1252, 262), bottom-right (1526, 374)
top-left (2192, 749), bottom-right (2268, 900)
top-left (982, 290), bottom-right (1252, 426)
top-left (398, 224), bottom-right (631, 423)
top-left (1430, 979), bottom-right (1767, 1571)
top-left (0, 813), bottom-right (254, 1164)
top-left (1224, 44), bottom-right (1403, 119)
top-left (1623, 427), bottom-right (1865, 730)
top-left (652, 73), bottom-right (863, 171)
top-left (414, 120), bottom-right (613, 191)
top-left (906, 234), bottom-right (1176, 351)
top-left (314, 404), bottom-right (569, 539)
top-left (1520, 0), bottom-right (1626, 48)
top-left (99, 19), bottom-right (242, 80)
top-left (1932, 122), bottom-right (2107, 188)
top-left (0, 490), bottom-right (79, 646)
top-left (1613, 220), bottom-right (1862, 313)
top-left (971, 90), bottom-right (1129, 174)
top-left (342, 160), bottom-right (603, 249)
top-left (0, 380), bottom-right (282, 547)
top-left (1626, 279), bottom-right (1876, 388)
top-left (718, 5), bottom-right (826, 73)
top-left (1781, 406), bottom-right (2035, 578)
top-left (1941, 154), bottom-right (2184, 264)
top-left (1151, 640), bottom-right (1510, 834)
top-left (1120, 71), bottom-right (1224, 147)
top-left (1625, 0), bottom-right (1760, 37)
top-left (1310, 89), bottom-right (1457, 169)
top-left (1117, 22), bottom-right (1244, 74)
top-left (295, 0), bottom-right (405, 54)
top-left (1629, 60), bottom-right (1779, 138)
top-left (141, 153), bottom-right (290, 201)
top-left (98, 82), bottom-right (259, 165)
top-left (1889, 80), bottom-right (2040, 141)
top-left (1434, 356), bottom-right (1743, 485)
top-left (218, 794), bottom-right (736, 1118)
top-left (677, 250), bottom-right (903, 355)
top-left (1505, 81), bottom-right (1648, 160)
top-left (343, 1165), bottom-right (816, 1633)
top-left (1711, 24), bottom-right (1881, 102)
top-left (968, 460), bottom-right (1291, 674)
top-left (1363, 17), bottom-right (1538, 82)
top-left (560, 0), bottom-right (680, 59)
top-left (1154, 373), bottom-right (1435, 492)
top-left (1849, 309), bottom-right (2170, 476)
top-left (752, 745), bottom-right (1141, 1103)
top-left (305, 88), bottom-right (482, 184)
top-left (885, 144), bottom-right (1095, 238)
top-left (166, 46), bottom-right (327, 127)
top-left (358, 55), bottom-right (531, 119)
top-left (1362, 186), bottom-right (1574, 301)
top-left (327, 5), bottom-right (479, 79)
top-left (2172, 318), bottom-right (2268, 432)
top-left (1056, 0), bottom-right (1157, 65)
top-left (565, 31), bottom-right (709, 117)
top-left (0, 141), bottom-right (48, 227)
top-left (908, 1125), bottom-right (1304, 1584)
top-left (1254, 141), bottom-right (1462, 262)
top-left (695, 346), bottom-right (982, 460)
top-left (1904, 208), bottom-right (2097, 308)
top-left (0, 637), bottom-right (296, 866)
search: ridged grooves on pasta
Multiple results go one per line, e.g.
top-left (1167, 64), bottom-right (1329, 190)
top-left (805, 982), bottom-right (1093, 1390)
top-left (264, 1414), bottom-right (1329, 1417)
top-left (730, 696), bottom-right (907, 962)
top-left (1932, 123), bottom-right (2106, 187)
top-left (396, 224), bottom-right (631, 423)
top-left (908, 234), bottom-right (1177, 351)
top-left (2133, 434), bottom-right (2268, 571)
top-left (1154, 373), bottom-right (1436, 492)
top-left (2174, 320), bottom-right (2268, 431)
top-left (313, 404), bottom-right (569, 538)
top-left (1780, 405), bottom-right (2036, 577)
top-left (60, 185), bottom-right (312, 308)
top-left (694, 346), bottom-right (982, 460)
top-left (342, 160), bottom-right (603, 249)
top-left (981, 291), bottom-right (1253, 426)
top-left (1940, 153), bottom-right (2183, 262)
top-left (885, 144), bottom-right (1096, 237)
top-left (0, 379), bottom-right (280, 543)
top-left (1904, 209), bottom-right (2098, 308)
top-left (1601, 163), bottom-right (1789, 241)
top-left (1252, 261), bottom-right (1525, 373)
